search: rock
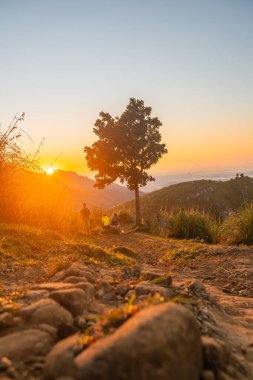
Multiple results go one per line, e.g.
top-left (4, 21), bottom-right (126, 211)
top-left (142, 271), bottom-right (165, 281)
top-left (150, 274), bottom-right (173, 287)
top-left (39, 323), bottom-right (57, 337)
top-left (75, 302), bottom-right (202, 380)
top-left (188, 280), bottom-right (209, 298)
top-left (20, 298), bottom-right (73, 327)
top-left (49, 288), bottom-right (88, 317)
top-left (121, 265), bottom-right (141, 279)
top-left (24, 289), bottom-right (49, 301)
top-left (116, 283), bottom-right (130, 297)
top-left (0, 312), bottom-right (14, 330)
top-left (57, 323), bottom-right (79, 340)
top-left (44, 334), bottom-right (82, 380)
top-left (32, 282), bottom-right (77, 291)
top-left (71, 282), bottom-right (95, 305)
top-left (96, 281), bottom-right (115, 300)
top-left (135, 283), bottom-right (174, 299)
top-left (201, 370), bottom-right (215, 380)
top-left (0, 329), bottom-right (54, 362)
top-left (201, 336), bottom-right (229, 373)
top-left (52, 267), bottom-right (95, 284)
top-left (63, 276), bottom-right (89, 284)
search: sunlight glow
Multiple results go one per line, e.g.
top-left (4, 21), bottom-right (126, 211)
top-left (46, 167), bottom-right (55, 175)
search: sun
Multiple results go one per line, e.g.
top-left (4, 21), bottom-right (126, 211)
top-left (46, 167), bottom-right (55, 175)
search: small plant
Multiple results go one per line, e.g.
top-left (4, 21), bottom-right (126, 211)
top-left (79, 243), bottom-right (136, 267)
top-left (159, 247), bottom-right (206, 265)
top-left (111, 246), bottom-right (138, 258)
top-left (221, 203), bottom-right (253, 245)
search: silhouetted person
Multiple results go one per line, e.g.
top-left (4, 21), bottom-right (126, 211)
top-left (101, 213), bottom-right (110, 229)
top-left (80, 203), bottom-right (90, 234)
top-left (110, 213), bottom-right (120, 231)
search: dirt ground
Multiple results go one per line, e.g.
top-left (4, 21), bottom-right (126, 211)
top-left (1, 228), bottom-right (253, 378)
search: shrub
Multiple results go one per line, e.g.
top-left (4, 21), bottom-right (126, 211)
top-left (221, 203), bottom-right (253, 245)
top-left (147, 209), bottom-right (219, 243)
top-left (169, 209), bottom-right (218, 243)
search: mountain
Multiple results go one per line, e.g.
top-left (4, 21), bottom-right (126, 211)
top-left (53, 170), bottom-right (137, 210)
top-left (143, 169), bottom-right (253, 192)
top-left (111, 176), bottom-right (253, 219)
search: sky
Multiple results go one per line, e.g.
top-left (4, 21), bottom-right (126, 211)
top-left (0, 0), bottom-right (253, 175)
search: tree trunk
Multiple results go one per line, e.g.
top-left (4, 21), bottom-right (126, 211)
top-left (135, 186), bottom-right (141, 225)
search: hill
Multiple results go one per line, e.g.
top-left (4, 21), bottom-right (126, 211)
top-left (111, 176), bottom-right (253, 219)
top-left (53, 170), bottom-right (138, 210)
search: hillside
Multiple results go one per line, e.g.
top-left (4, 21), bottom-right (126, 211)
top-left (53, 170), bottom-right (137, 210)
top-left (111, 176), bottom-right (253, 219)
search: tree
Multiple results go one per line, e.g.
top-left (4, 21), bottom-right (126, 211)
top-left (84, 98), bottom-right (167, 224)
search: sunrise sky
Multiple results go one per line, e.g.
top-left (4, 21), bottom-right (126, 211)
top-left (1, 0), bottom-right (253, 175)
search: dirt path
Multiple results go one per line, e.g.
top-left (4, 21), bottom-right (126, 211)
top-left (94, 230), bottom-right (253, 375)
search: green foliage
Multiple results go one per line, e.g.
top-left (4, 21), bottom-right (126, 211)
top-left (112, 177), bottom-right (253, 221)
top-left (160, 247), bottom-right (206, 265)
top-left (84, 98), bottom-right (167, 224)
top-left (166, 209), bottom-right (216, 243)
top-left (111, 246), bottom-right (138, 258)
top-left (145, 209), bottom-right (218, 243)
top-left (221, 203), bottom-right (253, 245)
top-left (79, 243), bottom-right (136, 267)
top-left (84, 98), bottom-right (167, 191)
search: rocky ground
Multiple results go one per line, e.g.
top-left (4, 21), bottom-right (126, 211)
top-left (0, 229), bottom-right (253, 380)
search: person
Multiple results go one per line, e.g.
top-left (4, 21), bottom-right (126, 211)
top-left (101, 213), bottom-right (110, 229)
top-left (110, 213), bottom-right (120, 231)
top-left (80, 203), bottom-right (90, 234)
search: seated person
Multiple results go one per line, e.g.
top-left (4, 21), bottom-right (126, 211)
top-left (101, 214), bottom-right (110, 228)
top-left (110, 213), bottom-right (120, 230)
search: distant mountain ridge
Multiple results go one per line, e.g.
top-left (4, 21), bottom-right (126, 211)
top-left (53, 170), bottom-right (137, 210)
top-left (111, 176), bottom-right (253, 219)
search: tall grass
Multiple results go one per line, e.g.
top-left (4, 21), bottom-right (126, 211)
top-left (221, 203), bottom-right (253, 245)
top-left (147, 208), bottom-right (219, 243)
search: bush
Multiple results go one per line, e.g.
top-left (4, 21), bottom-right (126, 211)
top-left (147, 209), bottom-right (219, 243)
top-left (168, 209), bottom-right (217, 243)
top-left (221, 203), bottom-right (253, 245)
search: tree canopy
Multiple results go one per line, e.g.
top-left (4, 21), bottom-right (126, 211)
top-left (84, 98), bottom-right (167, 223)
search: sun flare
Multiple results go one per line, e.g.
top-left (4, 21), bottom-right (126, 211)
top-left (46, 167), bottom-right (55, 175)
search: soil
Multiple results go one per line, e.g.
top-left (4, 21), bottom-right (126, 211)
top-left (1, 228), bottom-right (253, 378)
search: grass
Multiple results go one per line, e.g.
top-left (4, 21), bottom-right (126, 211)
top-left (0, 223), bottom-right (136, 276)
top-left (159, 247), bottom-right (207, 265)
top-left (110, 246), bottom-right (138, 258)
top-left (78, 243), bottom-right (136, 267)
top-left (221, 203), bottom-right (253, 245)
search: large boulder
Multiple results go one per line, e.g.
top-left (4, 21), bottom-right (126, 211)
top-left (19, 299), bottom-right (73, 327)
top-left (49, 288), bottom-right (88, 317)
top-left (0, 329), bottom-right (54, 361)
top-left (75, 302), bottom-right (202, 380)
